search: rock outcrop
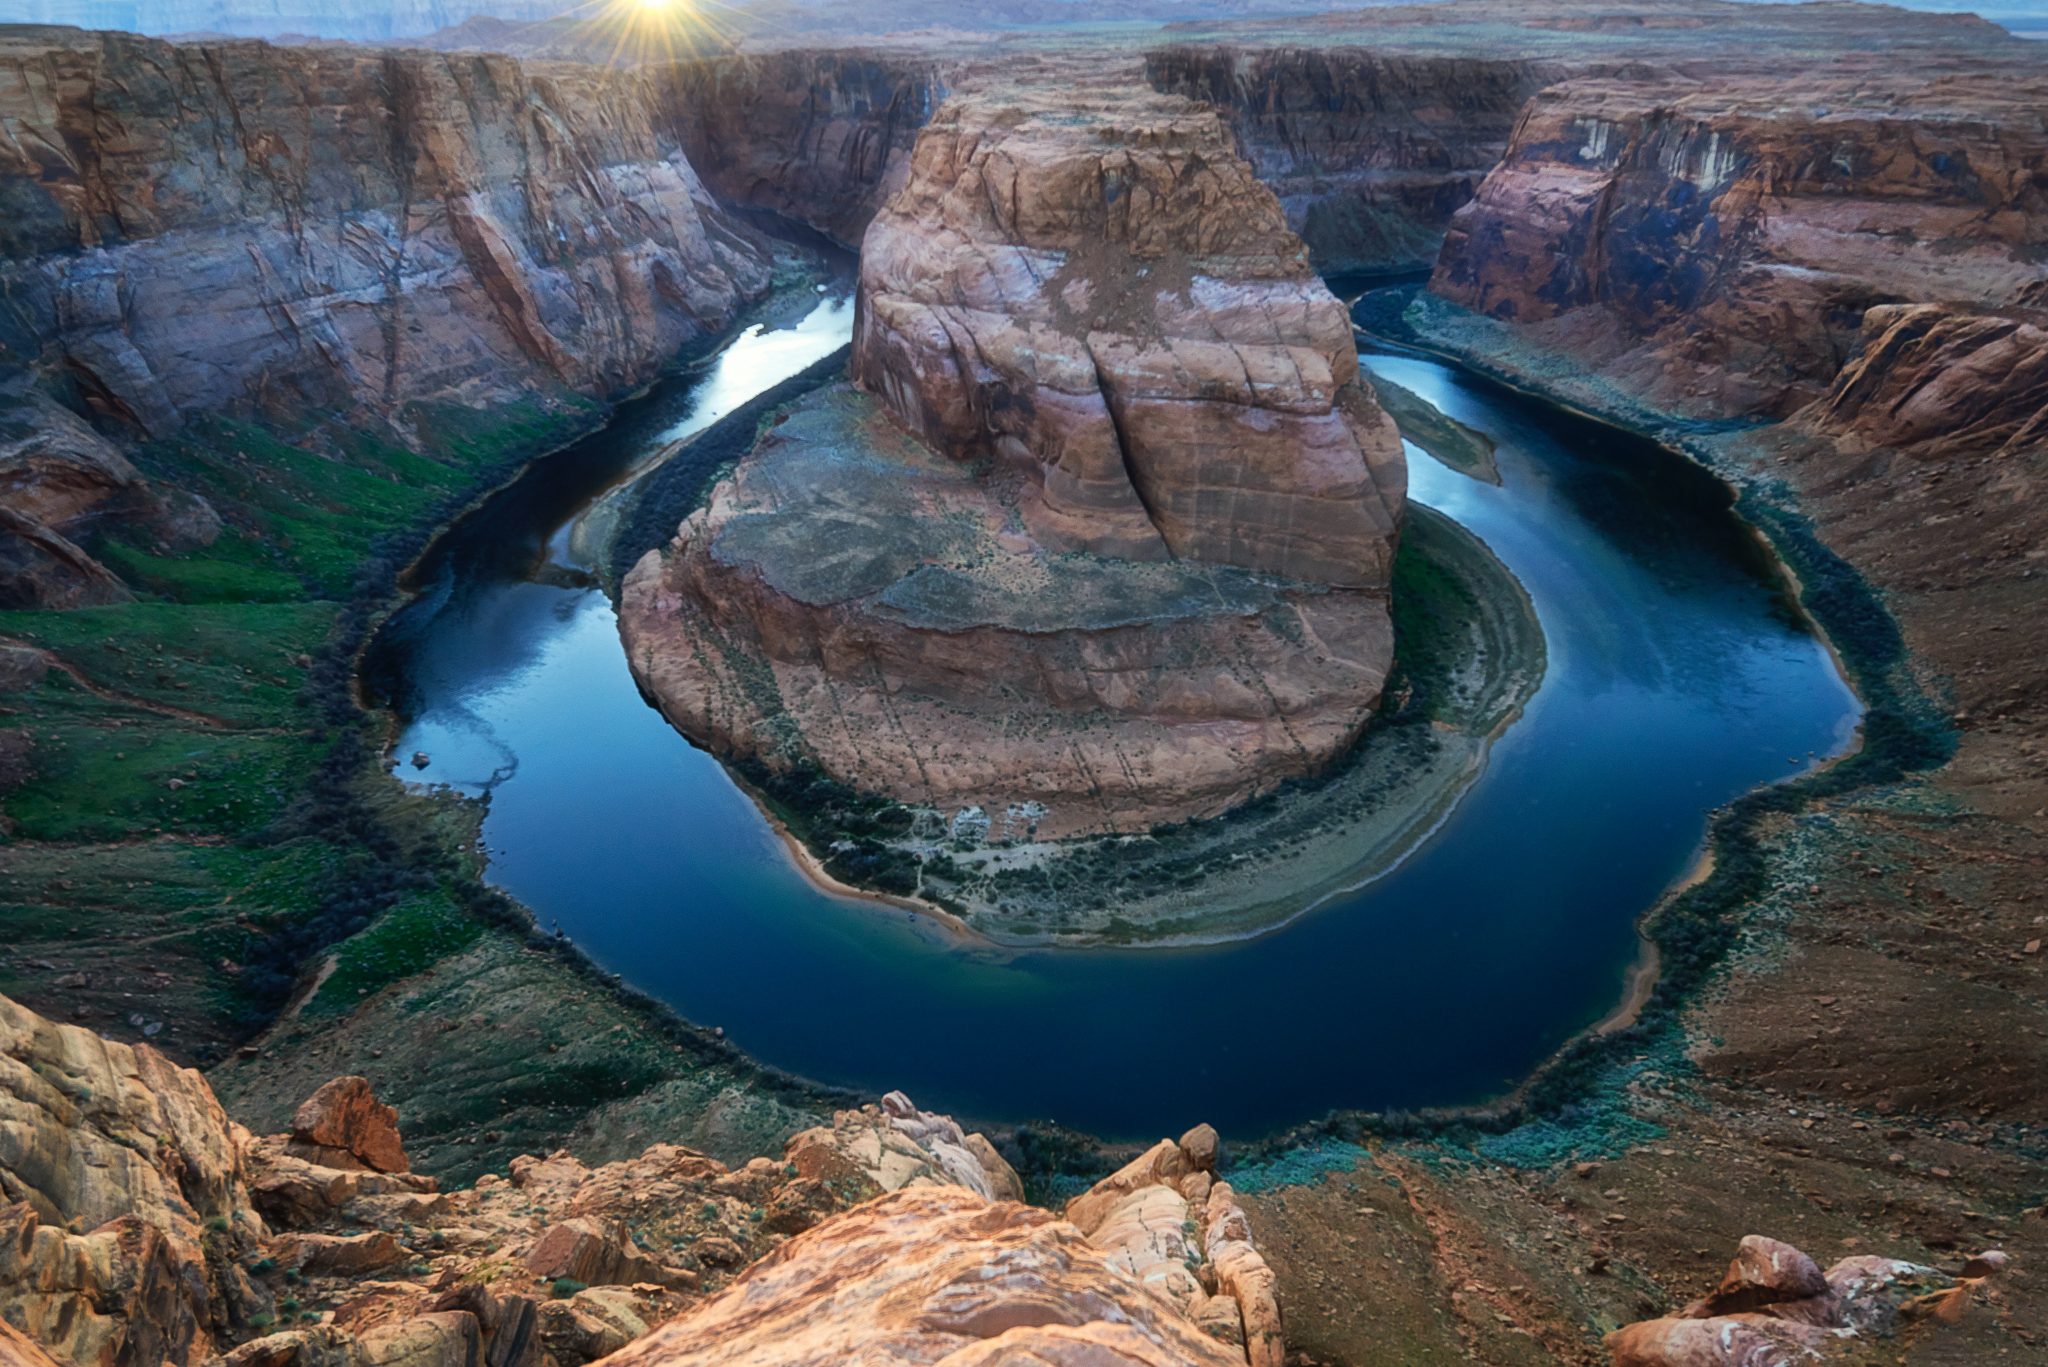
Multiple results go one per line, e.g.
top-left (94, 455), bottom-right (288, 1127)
top-left (784, 1090), bottom-right (1025, 1204)
top-left (656, 51), bottom-right (946, 247)
top-left (1606, 1233), bottom-right (2008, 1367)
top-left (283, 1077), bottom-right (410, 1176)
top-left (1799, 303), bottom-right (2048, 460)
top-left (1063, 1124), bottom-right (1283, 1367)
top-left (621, 89), bottom-right (1404, 837)
top-left (1430, 71), bottom-right (2048, 418)
top-left (1145, 47), bottom-right (1565, 274)
top-left (0, 993), bottom-right (266, 1365)
top-left (597, 1185), bottom-right (1252, 1367)
top-left (1, 990), bottom-right (1288, 1367)
top-left (0, 27), bottom-right (773, 439)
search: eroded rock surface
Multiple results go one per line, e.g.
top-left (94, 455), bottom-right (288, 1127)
top-left (1145, 47), bottom-right (1565, 274)
top-left (658, 50), bottom-right (946, 247)
top-left (0, 991), bottom-right (1289, 1367)
top-left (0, 28), bottom-right (773, 437)
top-left (1431, 71), bottom-right (2048, 418)
top-left (622, 89), bottom-right (1403, 837)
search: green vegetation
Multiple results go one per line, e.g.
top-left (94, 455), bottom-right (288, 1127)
top-left (2, 390), bottom-right (601, 1061)
top-left (304, 890), bottom-right (485, 1018)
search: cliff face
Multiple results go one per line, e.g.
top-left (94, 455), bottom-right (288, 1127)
top-left (654, 51), bottom-right (946, 248)
top-left (622, 91), bottom-right (1404, 837)
top-left (0, 28), bottom-right (773, 438)
top-left (0, 25), bottom-right (773, 605)
top-left (1430, 73), bottom-right (2048, 417)
top-left (1144, 46), bottom-right (1565, 275)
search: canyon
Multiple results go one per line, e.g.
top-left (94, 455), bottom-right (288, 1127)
top-left (620, 88), bottom-right (1406, 838)
top-left (1, 2), bottom-right (2046, 1366)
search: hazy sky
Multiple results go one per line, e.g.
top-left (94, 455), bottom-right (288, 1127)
top-left (6, 0), bottom-right (2041, 43)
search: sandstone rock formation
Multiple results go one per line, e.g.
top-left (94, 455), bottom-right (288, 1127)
top-left (784, 1090), bottom-right (1025, 1204)
top-left (657, 51), bottom-right (947, 247)
top-left (1606, 1233), bottom-right (2007, 1367)
top-left (853, 92), bottom-right (1403, 583)
top-left (0, 992), bottom-right (267, 1365)
top-left (622, 89), bottom-right (1404, 837)
top-left (0, 24), bottom-right (777, 605)
top-left (1800, 303), bottom-right (2048, 460)
top-left (0, 28), bottom-right (772, 439)
top-left (1145, 47), bottom-right (1564, 274)
top-left (598, 1185), bottom-right (1252, 1367)
top-left (1062, 1124), bottom-right (1283, 1367)
top-left (1430, 71), bottom-right (2048, 418)
top-left (283, 1077), bottom-right (410, 1176)
top-left (0, 990), bottom-right (1292, 1367)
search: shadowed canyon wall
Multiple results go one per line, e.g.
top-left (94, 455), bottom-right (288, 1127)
top-left (1144, 46), bottom-right (1566, 275)
top-left (654, 50), bottom-right (948, 248)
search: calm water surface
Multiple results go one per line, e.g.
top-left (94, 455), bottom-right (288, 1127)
top-left (365, 297), bottom-right (1860, 1137)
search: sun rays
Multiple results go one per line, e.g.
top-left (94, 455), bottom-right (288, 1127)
top-left (493, 0), bottom-right (763, 64)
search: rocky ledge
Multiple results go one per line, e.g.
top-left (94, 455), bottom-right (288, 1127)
top-left (0, 989), bottom-right (1286, 1367)
top-left (0, 990), bottom-right (2008, 1367)
top-left (620, 90), bottom-right (1404, 840)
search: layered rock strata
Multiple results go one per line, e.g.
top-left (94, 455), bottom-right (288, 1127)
top-left (1430, 72), bottom-right (2048, 418)
top-left (655, 51), bottom-right (947, 247)
top-left (1145, 47), bottom-right (1565, 274)
top-left (0, 25), bottom-right (773, 604)
top-left (0, 28), bottom-right (772, 434)
top-left (622, 91), bottom-right (1404, 837)
top-left (0, 991), bottom-right (1293, 1367)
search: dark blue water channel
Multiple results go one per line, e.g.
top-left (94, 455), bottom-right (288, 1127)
top-left (363, 291), bottom-right (1860, 1139)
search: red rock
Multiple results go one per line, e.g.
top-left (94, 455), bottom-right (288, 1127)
top-left (593, 1186), bottom-right (1248, 1367)
top-left (622, 88), bottom-right (1402, 838)
top-left (1606, 1314), bottom-right (1820, 1367)
top-left (1432, 72), bottom-right (2048, 420)
top-left (287, 1077), bottom-right (410, 1175)
top-left (1684, 1235), bottom-right (1829, 1317)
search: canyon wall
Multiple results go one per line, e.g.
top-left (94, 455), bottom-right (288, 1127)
top-left (0, 25), bottom-right (774, 605)
top-left (652, 50), bottom-right (947, 248)
top-left (0, 27), bottom-right (773, 437)
top-left (1145, 45), bottom-right (1566, 275)
top-left (1429, 72), bottom-right (2048, 418)
top-left (623, 90), bottom-right (1404, 838)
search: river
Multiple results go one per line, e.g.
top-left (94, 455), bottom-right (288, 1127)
top-left (362, 284), bottom-right (1859, 1139)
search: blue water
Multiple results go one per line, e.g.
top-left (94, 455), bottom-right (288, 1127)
top-left (366, 300), bottom-right (1859, 1139)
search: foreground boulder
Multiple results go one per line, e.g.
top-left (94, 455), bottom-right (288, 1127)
top-left (594, 1185), bottom-right (1250, 1367)
top-left (0, 994), bottom-right (267, 1366)
top-left (283, 1077), bottom-right (410, 1176)
top-left (1606, 1233), bottom-right (2009, 1366)
top-left (622, 88), bottom-right (1404, 839)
